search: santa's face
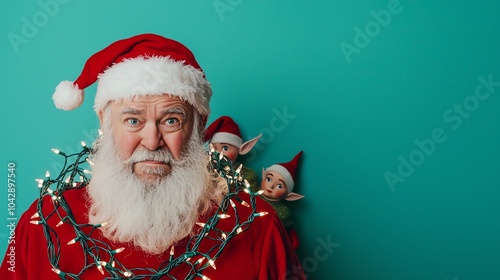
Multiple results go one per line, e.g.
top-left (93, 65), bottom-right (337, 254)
top-left (100, 94), bottom-right (195, 183)
top-left (261, 171), bottom-right (288, 200)
top-left (211, 142), bottom-right (239, 162)
top-left (89, 99), bottom-right (224, 254)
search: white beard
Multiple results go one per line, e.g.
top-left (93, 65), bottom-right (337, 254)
top-left (87, 122), bottom-right (224, 255)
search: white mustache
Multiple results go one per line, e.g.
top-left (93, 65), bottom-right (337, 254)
top-left (123, 148), bottom-right (173, 165)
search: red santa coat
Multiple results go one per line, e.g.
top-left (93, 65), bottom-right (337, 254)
top-left (0, 187), bottom-right (305, 279)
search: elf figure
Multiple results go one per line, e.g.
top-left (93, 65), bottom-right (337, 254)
top-left (260, 151), bottom-right (304, 249)
top-left (204, 116), bottom-right (262, 190)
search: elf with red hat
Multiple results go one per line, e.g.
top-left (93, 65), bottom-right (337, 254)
top-left (204, 116), bottom-right (262, 190)
top-left (260, 151), bottom-right (305, 249)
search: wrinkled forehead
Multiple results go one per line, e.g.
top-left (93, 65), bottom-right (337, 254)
top-left (116, 93), bottom-right (186, 105)
top-left (98, 94), bottom-right (201, 135)
top-left (127, 93), bottom-right (183, 102)
top-left (103, 94), bottom-right (194, 113)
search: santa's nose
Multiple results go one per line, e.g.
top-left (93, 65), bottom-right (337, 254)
top-left (141, 123), bottom-right (165, 151)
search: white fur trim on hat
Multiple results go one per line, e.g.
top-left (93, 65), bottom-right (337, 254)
top-left (94, 56), bottom-right (212, 115)
top-left (210, 132), bottom-right (243, 148)
top-left (266, 164), bottom-right (294, 192)
top-left (52, 81), bottom-right (84, 111)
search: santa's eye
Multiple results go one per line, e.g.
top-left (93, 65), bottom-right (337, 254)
top-left (160, 116), bottom-right (184, 132)
top-left (160, 108), bottom-right (186, 132)
top-left (127, 118), bottom-right (139, 126)
top-left (165, 118), bottom-right (179, 126)
top-left (163, 117), bottom-right (182, 130)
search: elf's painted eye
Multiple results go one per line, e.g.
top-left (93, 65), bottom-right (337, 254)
top-left (222, 145), bottom-right (229, 152)
top-left (266, 177), bottom-right (272, 183)
top-left (277, 184), bottom-right (283, 189)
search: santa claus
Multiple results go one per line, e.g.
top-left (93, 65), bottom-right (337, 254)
top-left (0, 33), bottom-right (305, 279)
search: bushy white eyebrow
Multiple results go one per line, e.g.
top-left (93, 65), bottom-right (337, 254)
top-left (120, 107), bottom-right (144, 115)
top-left (119, 106), bottom-right (186, 116)
top-left (161, 107), bottom-right (186, 116)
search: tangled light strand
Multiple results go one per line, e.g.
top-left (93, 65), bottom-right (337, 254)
top-left (30, 143), bottom-right (266, 279)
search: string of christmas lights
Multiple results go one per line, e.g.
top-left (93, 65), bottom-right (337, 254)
top-left (30, 142), bottom-right (267, 279)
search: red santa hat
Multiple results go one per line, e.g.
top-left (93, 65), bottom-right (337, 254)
top-left (266, 151), bottom-right (303, 193)
top-left (52, 33), bottom-right (212, 117)
top-left (204, 116), bottom-right (244, 147)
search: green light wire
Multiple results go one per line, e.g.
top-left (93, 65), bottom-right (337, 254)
top-left (31, 143), bottom-right (263, 279)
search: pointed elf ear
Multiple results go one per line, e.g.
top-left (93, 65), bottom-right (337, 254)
top-left (285, 192), bottom-right (304, 201)
top-left (239, 134), bottom-right (262, 155)
top-left (261, 168), bottom-right (266, 181)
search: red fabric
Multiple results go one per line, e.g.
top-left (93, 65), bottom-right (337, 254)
top-left (287, 228), bottom-right (300, 251)
top-left (278, 151), bottom-right (303, 184)
top-left (74, 33), bottom-right (204, 91)
top-left (0, 187), bottom-right (305, 279)
top-left (203, 116), bottom-right (242, 143)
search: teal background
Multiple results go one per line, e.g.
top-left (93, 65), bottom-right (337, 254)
top-left (1, 0), bottom-right (500, 279)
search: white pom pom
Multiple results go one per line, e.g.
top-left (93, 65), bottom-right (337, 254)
top-left (52, 81), bottom-right (84, 110)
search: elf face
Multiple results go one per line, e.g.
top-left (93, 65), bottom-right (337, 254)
top-left (211, 142), bottom-right (239, 162)
top-left (261, 171), bottom-right (288, 200)
top-left (100, 94), bottom-right (195, 181)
